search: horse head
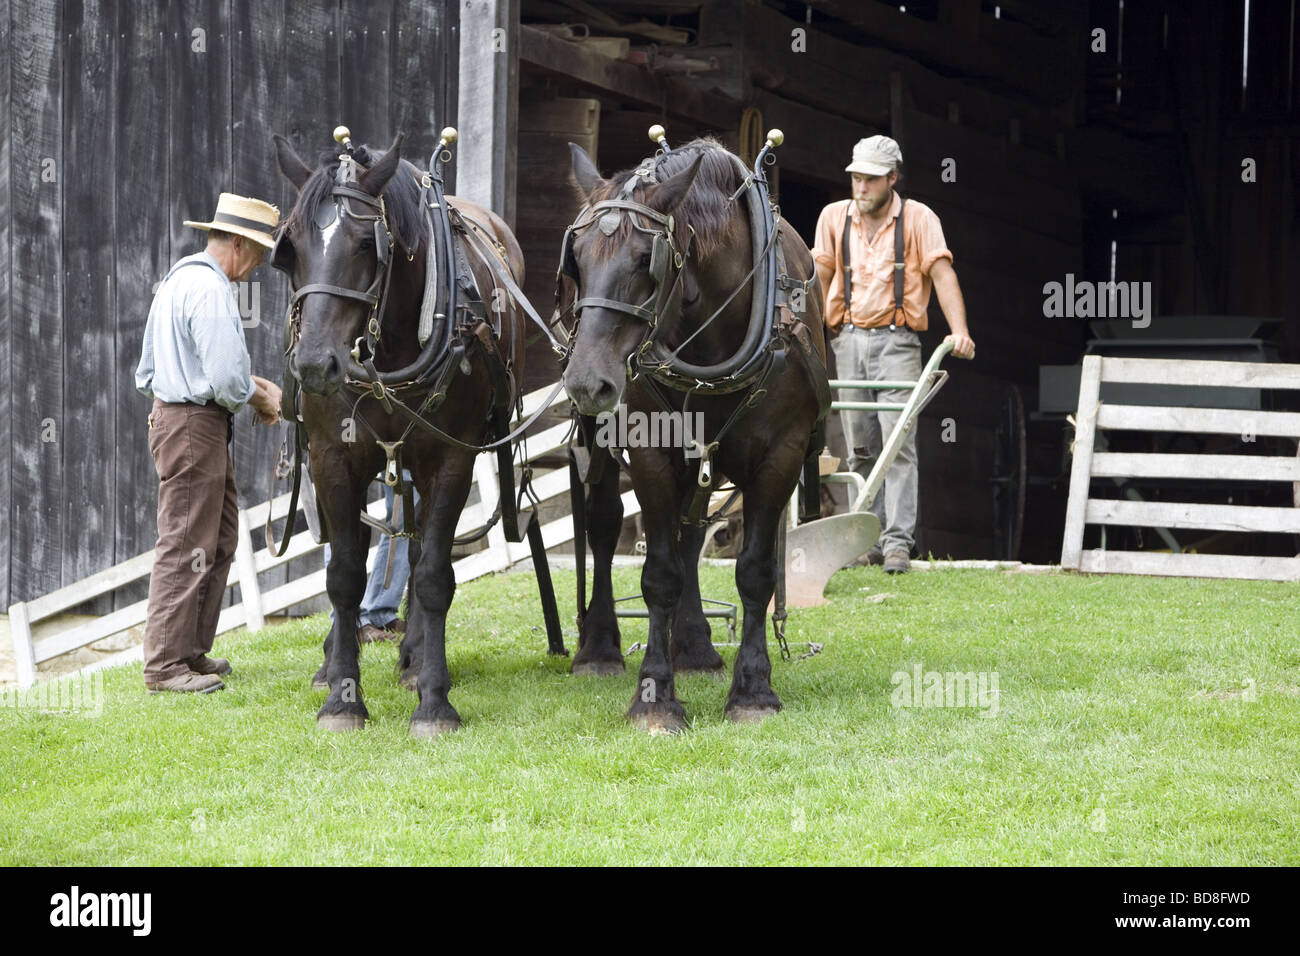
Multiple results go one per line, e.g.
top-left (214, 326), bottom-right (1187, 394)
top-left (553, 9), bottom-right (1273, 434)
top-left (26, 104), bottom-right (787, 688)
top-left (272, 132), bottom-right (418, 396)
top-left (560, 143), bottom-right (705, 416)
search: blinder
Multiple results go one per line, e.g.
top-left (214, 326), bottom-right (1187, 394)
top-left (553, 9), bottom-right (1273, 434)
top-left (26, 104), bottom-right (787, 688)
top-left (269, 230), bottom-right (293, 275)
top-left (374, 218), bottom-right (391, 264)
top-left (558, 223), bottom-right (579, 281)
top-left (649, 230), bottom-right (671, 287)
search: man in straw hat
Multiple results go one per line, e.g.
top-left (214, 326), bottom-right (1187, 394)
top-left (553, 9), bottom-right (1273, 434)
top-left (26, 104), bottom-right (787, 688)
top-left (812, 135), bottom-right (975, 574)
top-left (135, 193), bottom-right (284, 693)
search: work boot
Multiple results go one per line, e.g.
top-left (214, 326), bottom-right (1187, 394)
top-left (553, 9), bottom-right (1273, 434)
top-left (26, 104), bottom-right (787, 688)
top-left (186, 655), bottom-right (232, 676)
top-left (883, 549), bottom-right (911, 574)
top-left (358, 622), bottom-right (402, 644)
top-left (843, 546), bottom-right (883, 570)
top-left (146, 671), bottom-right (225, 694)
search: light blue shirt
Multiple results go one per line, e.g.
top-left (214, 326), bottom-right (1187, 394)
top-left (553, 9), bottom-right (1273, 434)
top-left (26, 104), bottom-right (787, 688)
top-left (135, 251), bottom-right (256, 413)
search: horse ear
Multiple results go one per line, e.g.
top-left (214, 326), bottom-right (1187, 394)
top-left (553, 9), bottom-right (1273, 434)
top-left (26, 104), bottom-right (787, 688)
top-left (274, 134), bottom-right (313, 191)
top-left (358, 132), bottom-right (405, 196)
top-left (648, 153), bottom-right (704, 214)
top-left (569, 142), bottom-right (603, 200)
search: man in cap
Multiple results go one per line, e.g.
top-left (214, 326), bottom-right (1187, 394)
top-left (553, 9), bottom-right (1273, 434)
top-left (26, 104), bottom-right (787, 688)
top-left (135, 193), bottom-right (284, 693)
top-left (812, 135), bottom-right (975, 574)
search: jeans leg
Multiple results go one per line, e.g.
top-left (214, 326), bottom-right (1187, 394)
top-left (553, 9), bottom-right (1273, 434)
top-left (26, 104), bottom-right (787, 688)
top-left (871, 330), bottom-right (922, 554)
top-left (831, 329), bottom-right (873, 495)
top-left (359, 474), bottom-right (419, 626)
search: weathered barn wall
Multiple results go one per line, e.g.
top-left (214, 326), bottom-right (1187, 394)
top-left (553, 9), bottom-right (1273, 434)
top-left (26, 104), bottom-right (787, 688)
top-left (2, 0), bottom-right (459, 608)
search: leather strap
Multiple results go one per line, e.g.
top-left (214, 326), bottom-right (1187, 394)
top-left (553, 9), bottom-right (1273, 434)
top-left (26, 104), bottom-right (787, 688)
top-left (841, 197), bottom-right (907, 331)
top-left (893, 198), bottom-right (906, 330)
top-left (841, 212), bottom-right (853, 316)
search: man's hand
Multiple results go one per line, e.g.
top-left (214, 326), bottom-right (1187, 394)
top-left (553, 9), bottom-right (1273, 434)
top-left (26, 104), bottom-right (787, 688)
top-left (944, 332), bottom-right (976, 360)
top-left (249, 375), bottom-right (283, 425)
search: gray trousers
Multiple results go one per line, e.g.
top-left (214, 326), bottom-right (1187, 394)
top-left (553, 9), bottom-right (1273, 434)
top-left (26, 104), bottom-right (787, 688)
top-left (830, 325), bottom-right (922, 554)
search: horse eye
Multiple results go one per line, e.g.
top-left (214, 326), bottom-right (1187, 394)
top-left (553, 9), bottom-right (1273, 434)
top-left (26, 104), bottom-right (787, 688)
top-left (638, 252), bottom-right (652, 268)
top-left (359, 236), bottom-right (375, 250)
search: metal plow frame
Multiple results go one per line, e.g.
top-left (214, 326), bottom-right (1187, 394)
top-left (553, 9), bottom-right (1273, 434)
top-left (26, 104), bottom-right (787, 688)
top-left (783, 339), bottom-right (955, 607)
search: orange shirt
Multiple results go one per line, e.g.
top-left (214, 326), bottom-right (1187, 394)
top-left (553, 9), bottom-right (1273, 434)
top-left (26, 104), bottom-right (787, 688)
top-left (812, 192), bottom-right (953, 332)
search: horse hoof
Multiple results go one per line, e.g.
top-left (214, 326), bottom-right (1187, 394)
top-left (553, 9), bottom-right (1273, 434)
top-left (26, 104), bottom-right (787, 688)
top-left (317, 713), bottom-right (366, 732)
top-left (572, 659), bottom-right (625, 677)
top-left (410, 719), bottom-right (460, 739)
top-left (398, 670), bottom-right (418, 691)
top-left (311, 677), bottom-right (329, 691)
top-left (629, 712), bottom-right (687, 736)
top-left (725, 705), bottom-right (780, 724)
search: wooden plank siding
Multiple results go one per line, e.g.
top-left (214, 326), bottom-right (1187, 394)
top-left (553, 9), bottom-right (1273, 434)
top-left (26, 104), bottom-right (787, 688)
top-left (9, 1), bottom-right (64, 606)
top-left (62, 0), bottom-right (118, 612)
top-left (2, 0), bottom-right (461, 608)
top-left (111, 0), bottom-right (171, 611)
top-left (0, 0), bottom-right (12, 609)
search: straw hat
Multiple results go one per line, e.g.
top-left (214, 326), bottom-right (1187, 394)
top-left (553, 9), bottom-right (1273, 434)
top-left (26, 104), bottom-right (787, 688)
top-left (184, 193), bottom-right (280, 248)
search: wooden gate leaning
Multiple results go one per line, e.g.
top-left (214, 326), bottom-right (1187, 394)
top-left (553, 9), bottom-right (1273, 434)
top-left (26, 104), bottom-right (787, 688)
top-left (1061, 355), bottom-right (1300, 581)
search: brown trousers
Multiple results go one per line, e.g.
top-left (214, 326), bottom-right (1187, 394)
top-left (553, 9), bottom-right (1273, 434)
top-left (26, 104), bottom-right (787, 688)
top-left (142, 399), bottom-right (238, 682)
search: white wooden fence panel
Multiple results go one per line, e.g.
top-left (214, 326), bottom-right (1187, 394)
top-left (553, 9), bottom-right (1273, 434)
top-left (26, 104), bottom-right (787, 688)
top-left (1077, 549), bottom-right (1300, 581)
top-left (1096, 404), bottom-right (1300, 437)
top-left (1089, 452), bottom-right (1300, 482)
top-left (8, 385), bottom-right (582, 688)
top-left (1097, 357), bottom-right (1300, 390)
top-left (1084, 498), bottom-right (1300, 534)
top-left (1062, 356), bottom-right (1300, 582)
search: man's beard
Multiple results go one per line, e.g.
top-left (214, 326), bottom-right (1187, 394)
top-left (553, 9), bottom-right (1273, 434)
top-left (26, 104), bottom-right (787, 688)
top-left (855, 194), bottom-right (886, 215)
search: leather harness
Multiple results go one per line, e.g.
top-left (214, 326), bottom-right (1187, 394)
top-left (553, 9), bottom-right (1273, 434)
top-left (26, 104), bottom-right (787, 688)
top-left (266, 136), bottom-right (567, 655)
top-left (841, 196), bottom-right (907, 332)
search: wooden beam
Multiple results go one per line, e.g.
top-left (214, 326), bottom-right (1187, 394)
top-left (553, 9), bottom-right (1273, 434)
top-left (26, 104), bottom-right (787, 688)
top-left (1095, 404), bottom-right (1300, 438)
top-left (459, 0), bottom-right (520, 227)
top-left (743, 3), bottom-right (1069, 152)
top-left (517, 24), bottom-right (738, 130)
top-left (1077, 549), bottom-right (1300, 582)
top-left (806, 0), bottom-right (1074, 104)
top-left (1090, 452), bottom-right (1300, 482)
top-left (1098, 357), bottom-right (1300, 390)
top-left (1061, 355), bottom-right (1102, 569)
top-left (1085, 498), bottom-right (1300, 535)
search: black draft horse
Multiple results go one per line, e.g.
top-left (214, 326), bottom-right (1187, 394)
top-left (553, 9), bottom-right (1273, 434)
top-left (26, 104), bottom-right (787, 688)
top-left (561, 138), bottom-right (827, 732)
top-left (273, 133), bottom-right (527, 737)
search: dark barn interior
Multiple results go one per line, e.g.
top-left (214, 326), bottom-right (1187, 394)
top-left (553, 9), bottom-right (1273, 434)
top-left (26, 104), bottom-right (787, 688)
top-left (1, 0), bottom-right (1297, 609)
top-left (507, 0), bottom-right (1300, 565)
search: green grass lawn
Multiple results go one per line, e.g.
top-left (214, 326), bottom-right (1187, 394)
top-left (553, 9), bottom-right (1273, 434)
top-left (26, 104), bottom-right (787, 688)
top-left (3, 565), bottom-right (1298, 865)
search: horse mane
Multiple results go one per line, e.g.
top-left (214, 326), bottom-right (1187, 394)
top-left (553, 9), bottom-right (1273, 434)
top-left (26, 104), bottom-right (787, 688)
top-left (283, 143), bottom-right (429, 255)
top-left (582, 137), bottom-right (745, 259)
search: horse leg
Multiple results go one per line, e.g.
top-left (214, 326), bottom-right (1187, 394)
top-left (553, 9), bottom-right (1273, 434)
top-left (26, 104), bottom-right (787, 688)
top-left (571, 456), bottom-right (626, 676)
top-left (311, 620), bottom-right (334, 690)
top-left (396, 586), bottom-right (424, 691)
top-left (725, 474), bottom-right (794, 723)
top-left (317, 481), bottom-right (372, 731)
top-left (671, 521), bottom-right (725, 676)
top-left (408, 455), bottom-right (475, 738)
top-left (625, 461), bottom-right (688, 734)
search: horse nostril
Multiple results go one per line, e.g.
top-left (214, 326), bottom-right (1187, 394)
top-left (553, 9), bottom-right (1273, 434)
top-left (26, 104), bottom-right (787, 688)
top-left (325, 353), bottom-right (340, 379)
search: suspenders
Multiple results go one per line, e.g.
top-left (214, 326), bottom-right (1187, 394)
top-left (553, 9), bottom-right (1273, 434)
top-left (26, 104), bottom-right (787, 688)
top-left (841, 197), bottom-right (906, 331)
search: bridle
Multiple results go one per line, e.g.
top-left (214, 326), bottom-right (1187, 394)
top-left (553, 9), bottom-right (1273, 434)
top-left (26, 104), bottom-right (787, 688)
top-left (272, 157), bottom-right (404, 388)
top-left (555, 136), bottom-right (792, 395)
top-left (556, 159), bottom-right (693, 378)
